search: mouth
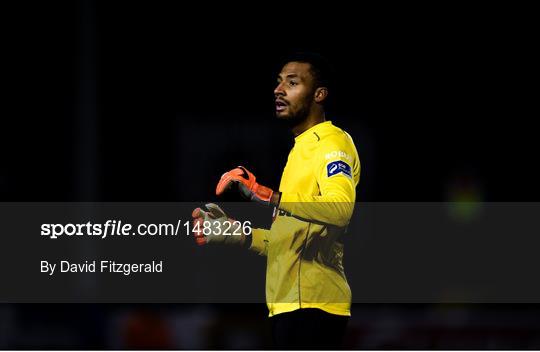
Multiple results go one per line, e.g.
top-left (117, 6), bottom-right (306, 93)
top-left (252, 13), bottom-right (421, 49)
top-left (275, 100), bottom-right (288, 112)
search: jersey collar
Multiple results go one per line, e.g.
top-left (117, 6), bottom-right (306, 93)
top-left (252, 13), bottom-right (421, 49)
top-left (294, 120), bottom-right (333, 143)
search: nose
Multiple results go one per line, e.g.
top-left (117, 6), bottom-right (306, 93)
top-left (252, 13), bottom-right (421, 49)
top-left (274, 82), bottom-right (285, 97)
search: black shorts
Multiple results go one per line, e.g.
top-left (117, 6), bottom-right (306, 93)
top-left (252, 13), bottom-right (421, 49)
top-left (270, 308), bottom-right (349, 349)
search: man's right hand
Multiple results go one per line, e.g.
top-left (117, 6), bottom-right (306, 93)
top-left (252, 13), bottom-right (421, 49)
top-left (216, 166), bottom-right (277, 206)
top-left (191, 203), bottom-right (245, 246)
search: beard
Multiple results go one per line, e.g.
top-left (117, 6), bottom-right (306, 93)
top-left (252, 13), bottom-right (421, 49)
top-left (275, 102), bottom-right (312, 129)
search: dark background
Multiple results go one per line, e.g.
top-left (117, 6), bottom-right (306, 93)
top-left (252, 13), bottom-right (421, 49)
top-left (1, 1), bottom-right (540, 349)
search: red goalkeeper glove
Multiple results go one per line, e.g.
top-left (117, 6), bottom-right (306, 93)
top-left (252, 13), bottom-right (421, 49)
top-left (216, 166), bottom-right (275, 205)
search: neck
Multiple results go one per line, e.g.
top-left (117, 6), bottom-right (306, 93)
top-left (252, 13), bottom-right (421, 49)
top-left (291, 110), bottom-right (326, 137)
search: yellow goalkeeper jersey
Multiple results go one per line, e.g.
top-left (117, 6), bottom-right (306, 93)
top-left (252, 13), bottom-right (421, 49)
top-left (250, 120), bottom-right (360, 317)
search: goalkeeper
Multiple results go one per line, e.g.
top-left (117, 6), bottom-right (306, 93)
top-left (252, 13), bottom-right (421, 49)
top-left (192, 52), bottom-right (360, 349)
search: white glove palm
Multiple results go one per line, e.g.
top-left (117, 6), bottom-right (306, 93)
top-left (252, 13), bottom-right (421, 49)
top-left (191, 203), bottom-right (244, 245)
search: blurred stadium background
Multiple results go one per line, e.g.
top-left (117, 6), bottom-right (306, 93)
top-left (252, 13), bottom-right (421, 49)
top-left (1, 1), bottom-right (539, 349)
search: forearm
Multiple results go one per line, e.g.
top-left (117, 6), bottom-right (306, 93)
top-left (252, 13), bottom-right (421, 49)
top-left (270, 192), bottom-right (282, 207)
top-left (277, 187), bottom-right (355, 227)
top-left (248, 228), bottom-right (269, 256)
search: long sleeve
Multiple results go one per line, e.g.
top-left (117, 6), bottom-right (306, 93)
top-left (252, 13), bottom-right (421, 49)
top-left (278, 135), bottom-right (360, 227)
top-left (249, 228), bottom-right (269, 256)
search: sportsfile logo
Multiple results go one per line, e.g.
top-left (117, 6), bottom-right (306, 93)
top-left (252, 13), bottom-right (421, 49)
top-left (326, 160), bottom-right (352, 178)
top-left (40, 220), bottom-right (185, 239)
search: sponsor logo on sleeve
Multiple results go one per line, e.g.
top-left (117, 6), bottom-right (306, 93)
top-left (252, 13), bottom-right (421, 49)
top-left (326, 160), bottom-right (352, 178)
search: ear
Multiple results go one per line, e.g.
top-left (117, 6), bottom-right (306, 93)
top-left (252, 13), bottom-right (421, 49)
top-left (314, 87), bottom-right (328, 103)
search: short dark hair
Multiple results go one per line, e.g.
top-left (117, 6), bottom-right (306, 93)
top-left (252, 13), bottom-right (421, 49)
top-left (280, 51), bottom-right (334, 92)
